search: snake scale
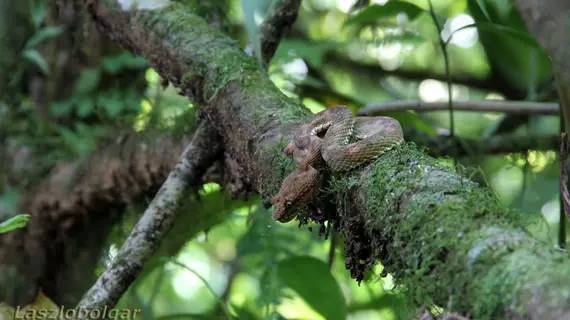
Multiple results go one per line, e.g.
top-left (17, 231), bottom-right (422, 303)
top-left (272, 105), bottom-right (404, 222)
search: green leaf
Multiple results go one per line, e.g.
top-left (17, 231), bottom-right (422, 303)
top-left (58, 126), bottom-right (80, 146)
top-left (50, 100), bottom-right (73, 117)
top-left (468, 0), bottom-right (492, 21)
top-left (277, 256), bottom-right (346, 320)
top-left (76, 97), bottom-right (95, 118)
top-left (0, 214), bottom-right (31, 233)
top-left (22, 50), bottom-right (49, 74)
top-left (74, 68), bottom-right (101, 94)
top-left (98, 92), bottom-right (125, 117)
top-left (101, 52), bottom-right (147, 73)
top-left (123, 55), bottom-right (147, 69)
top-left (58, 126), bottom-right (94, 155)
top-left (24, 26), bottom-right (64, 50)
top-left (447, 22), bottom-right (539, 48)
top-left (102, 55), bottom-right (123, 73)
top-left (29, 0), bottom-right (48, 29)
top-left (345, 1), bottom-right (425, 26)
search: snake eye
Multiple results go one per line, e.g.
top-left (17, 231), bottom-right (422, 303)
top-left (285, 200), bottom-right (293, 208)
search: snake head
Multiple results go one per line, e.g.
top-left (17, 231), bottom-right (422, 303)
top-left (271, 194), bottom-right (298, 222)
top-left (271, 166), bottom-right (321, 223)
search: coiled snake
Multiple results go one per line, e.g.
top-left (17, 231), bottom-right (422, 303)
top-left (272, 106), bottom-right (404, 222)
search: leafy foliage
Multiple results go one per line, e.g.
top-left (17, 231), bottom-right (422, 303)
top-left (0, 214), bottom-right (31, 233)
top-left (277, 256), bottom-right (347, 320)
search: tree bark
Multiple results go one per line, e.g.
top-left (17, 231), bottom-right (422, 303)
top-left (78, 1), bottom-right (570, 319)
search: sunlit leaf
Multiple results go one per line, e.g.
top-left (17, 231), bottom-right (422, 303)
top-left (0, 214), bottom-right (31, 233)
top-left (277, 256), bottom-right (346, 320)
top-left (22, 50), bottom-right (49, 74)
top-left (345, 1), bottom-right (425, 26)
top-left (228, 305), bottom-right (260, 320)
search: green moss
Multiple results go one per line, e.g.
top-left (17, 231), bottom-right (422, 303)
top-left (134, 3), bottom-right (261, 103)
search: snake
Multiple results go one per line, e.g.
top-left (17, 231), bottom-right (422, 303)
top-left (272, 105), bottom-right (404, 222)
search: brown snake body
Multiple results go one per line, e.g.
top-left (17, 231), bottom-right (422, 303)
top-left (272, 106), bottom-right (404, 222)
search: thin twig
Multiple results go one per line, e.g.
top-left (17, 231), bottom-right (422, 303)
top-left (558, 106), bottom-right (566, 248)
top-left (76, 121), bottom-right (223, 309)
top-left (428, 0), bottom-right (454, 139)
top-left (358, 100), bottom-right (559, 116)
top-left (560, 133), bottom-right (570, 239)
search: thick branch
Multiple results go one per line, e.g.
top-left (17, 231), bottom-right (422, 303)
top-left (0, 131), bottom-right (193, 305)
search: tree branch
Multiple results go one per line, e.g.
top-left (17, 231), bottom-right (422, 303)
top-left (359, 100), bottom-right (559, 116)
top-left (259, 0), bottom-right (301, 64)
top-left (77, 121), bottom-right (222, 308)
top-left (413, 131), bottom-right (560, 157)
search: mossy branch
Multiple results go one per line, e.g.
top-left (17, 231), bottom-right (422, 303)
top-left (347, 144), bottom-right (570, 319)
